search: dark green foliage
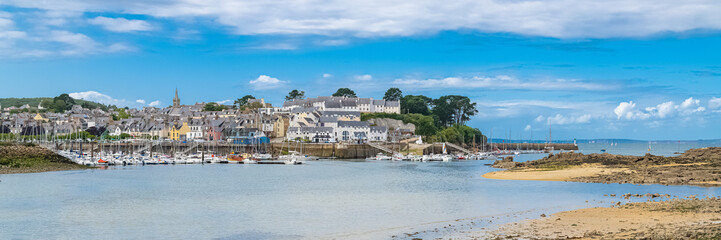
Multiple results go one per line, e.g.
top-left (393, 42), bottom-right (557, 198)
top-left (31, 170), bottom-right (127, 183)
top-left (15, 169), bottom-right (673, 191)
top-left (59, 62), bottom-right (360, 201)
top-left (431, 95), bottom-right (477, 127)
top-left (2, 94), bottom-right (108, 113)
top-left (204, 102), bottom-right (227, 111)
top-left (285, 90), bottom-right (305, 101)
top-left (401, 95), bottom-right (432, 115)
top-left (235, 95), bottom-right (255, 107)
top-left (383, 88), bottom-right (402, 101)
top-left (332, 88), bottom-right (357, 98)
top-left (431, 125), bottom-right (486, 145)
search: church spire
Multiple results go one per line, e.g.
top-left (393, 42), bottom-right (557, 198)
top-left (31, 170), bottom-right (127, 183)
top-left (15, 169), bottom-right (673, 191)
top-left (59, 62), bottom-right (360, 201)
top-left (173, 88), bottom-right (181, 107)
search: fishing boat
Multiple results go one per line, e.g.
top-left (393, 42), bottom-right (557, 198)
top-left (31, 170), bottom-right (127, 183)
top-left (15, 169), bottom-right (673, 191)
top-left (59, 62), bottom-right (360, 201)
top-left (227, 153), bottom-right (244, 163)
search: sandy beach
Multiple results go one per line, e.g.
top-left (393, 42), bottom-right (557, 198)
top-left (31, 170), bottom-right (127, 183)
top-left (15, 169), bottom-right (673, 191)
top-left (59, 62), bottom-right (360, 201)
top-left (467, 197), bottom-right (721, 239)
top-left (483, 164), bottom-right (631, 182)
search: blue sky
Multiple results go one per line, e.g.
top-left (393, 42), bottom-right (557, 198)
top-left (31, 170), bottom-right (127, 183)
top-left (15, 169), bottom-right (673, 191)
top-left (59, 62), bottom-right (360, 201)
top-left (2, 1), bottom-right (721, 140)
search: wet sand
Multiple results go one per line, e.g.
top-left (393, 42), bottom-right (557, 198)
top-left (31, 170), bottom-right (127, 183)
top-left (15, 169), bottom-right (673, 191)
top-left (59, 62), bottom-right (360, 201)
top-left (483, 164), bottom-right (631, 182)
top-left (469, 197), bottom-right (721, 239)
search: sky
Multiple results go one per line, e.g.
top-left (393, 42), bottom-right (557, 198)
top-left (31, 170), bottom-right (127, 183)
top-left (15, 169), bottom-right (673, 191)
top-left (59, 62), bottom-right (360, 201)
top-left (1, 1), bottom-right (721, 140)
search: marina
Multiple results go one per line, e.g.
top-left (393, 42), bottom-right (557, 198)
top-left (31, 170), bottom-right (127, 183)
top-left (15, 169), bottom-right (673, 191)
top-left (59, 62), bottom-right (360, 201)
top-left (1, 142), bottom-right (719, 239)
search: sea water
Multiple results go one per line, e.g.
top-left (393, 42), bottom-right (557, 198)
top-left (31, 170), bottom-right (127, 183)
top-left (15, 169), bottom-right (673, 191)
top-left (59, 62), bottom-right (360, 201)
top-left (1, 142), bottom-right (720, 239)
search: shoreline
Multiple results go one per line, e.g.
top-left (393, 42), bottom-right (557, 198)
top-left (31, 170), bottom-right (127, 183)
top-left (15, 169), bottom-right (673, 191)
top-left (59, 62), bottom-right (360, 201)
top-left (0, 143), bottom-right (90, 174)
top-left (485, 147), bottom-right (721, 187)
top-left (482, 164), bottom-right (631, 182)
top-left (466, 197), bottom-right (721, 239)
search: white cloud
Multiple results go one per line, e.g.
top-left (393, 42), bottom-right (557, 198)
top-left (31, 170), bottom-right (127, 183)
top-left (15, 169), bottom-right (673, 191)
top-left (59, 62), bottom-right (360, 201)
top-left (655, 101), bottom-right (675, 118)
top-left (615, 97), bottom-right (706, 121)
top-left (536, 114), bottom-right (592, 125)
top-left (477, 99), bottom-right (611, 120)
top-left (8, 0), bottom-right (721, 38)
top-left (50, 30), bottom-right (97, 47)
top-left (317, 39), bottom-right (349, 46)
top-left (354, 74), bottom-right (372, 81)
top-left (39, 30), bottom-right (134, 56)
top-left (249, 75), bottom-right (286, 90)
top-left (89, 16), bottom-right (153, 32)
top-left (524, 125), bottom-right (531, 131)
top-left (69, 91), bottom-right (128, 106)
top-left (322, 73), bottom-right (333, 78)
top-left (393, 75), bottom-right (612, 91)
top-left (614, 101), bottom-right (649, 120)
top-left (135, 99), bottom-right (146, 104)
top-left (709, 97), bottom-right (721, 111)
top-left (249, 42), bottom-right (297, 50)
top-left (216, 99), bottom-right (233, 105)
top-left (148, 100), bottom-right (161, 107)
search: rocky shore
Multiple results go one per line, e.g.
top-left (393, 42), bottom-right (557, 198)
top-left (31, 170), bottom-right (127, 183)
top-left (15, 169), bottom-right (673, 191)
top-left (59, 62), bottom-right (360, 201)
top-left (0, 143), bottom-right (89, 174)
top-left (486, 147), bottom-right (721, 187)
top-left (474, 197), bottom-right (721, 239)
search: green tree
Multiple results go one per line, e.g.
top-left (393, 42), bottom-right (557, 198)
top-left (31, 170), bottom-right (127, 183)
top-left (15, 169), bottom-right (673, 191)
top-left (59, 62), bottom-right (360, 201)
top-left (235, 95), bottom-right (256, 107)
top-left (54, 94), bottom-right (75, 106)
top-left (117, 108), bottom-right (131, 119)
top-left (431, 95), bottom-right (477, 127)
top-left (285, 90), bottom-right (305, 101)
top-left (383, 88), bottom-right (403, 101)
top-left (204, 102), bottom-right (226, 111)
top-left (51, 99), bottom-right (67, 113)
top-left (248, 102), bottom-right (264, 109)
top-left (332, 88), bottom-right (357, 98)
top-left (401, 95), bottom-right (432, 115)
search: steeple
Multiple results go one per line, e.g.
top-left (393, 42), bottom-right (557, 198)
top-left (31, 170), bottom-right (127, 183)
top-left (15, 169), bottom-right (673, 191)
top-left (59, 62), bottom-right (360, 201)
top-left (173, 88), bottom-right (181, 107)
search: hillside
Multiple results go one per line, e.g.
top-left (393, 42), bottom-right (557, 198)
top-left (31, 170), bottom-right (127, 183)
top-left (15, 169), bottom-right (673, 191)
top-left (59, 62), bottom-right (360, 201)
top-left (0, 96), bottom-right (109, 111)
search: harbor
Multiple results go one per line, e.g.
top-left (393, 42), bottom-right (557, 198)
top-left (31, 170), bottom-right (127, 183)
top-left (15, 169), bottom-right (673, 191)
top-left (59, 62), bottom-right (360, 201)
top-left (1, 141), bottom-right (719, 240)
top-left (33, 140), bottom-right (579, 166)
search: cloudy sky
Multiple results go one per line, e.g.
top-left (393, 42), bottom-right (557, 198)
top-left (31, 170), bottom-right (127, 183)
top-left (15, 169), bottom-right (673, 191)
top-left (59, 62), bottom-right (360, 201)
top-left (2, 0), bottom-right (721, 140)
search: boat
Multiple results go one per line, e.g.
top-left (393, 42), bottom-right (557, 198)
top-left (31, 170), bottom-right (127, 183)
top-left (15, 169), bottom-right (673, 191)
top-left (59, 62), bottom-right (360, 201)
top-left (243, 158), bottom-right (258, 164)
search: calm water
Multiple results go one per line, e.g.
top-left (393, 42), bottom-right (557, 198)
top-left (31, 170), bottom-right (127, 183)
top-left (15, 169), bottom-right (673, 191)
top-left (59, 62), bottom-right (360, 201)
top-left (1, 142), bottom-right (720, 239)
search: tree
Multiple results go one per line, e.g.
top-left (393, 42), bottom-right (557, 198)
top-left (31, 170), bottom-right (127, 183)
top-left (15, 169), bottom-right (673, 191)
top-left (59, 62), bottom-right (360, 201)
top-left (332, 88), bottom-right (357, 98)
top-left (285, 90), bottom-right (305, 101)
top-left (248, 102), bottom-right (264, 109)
top-left (54, 93), bottom-right (75, 106)
top-left (383, 88), bottom-right (403, 101)
top-left (204, 102), bottom-right (226, 111)
top-left (51, 99), bottom-right (67, 113)
top-left (431, 95), bottom-right (477, 127)
top-left (117, 108), bottom-right (131, 119)
top-left (235, 95), bottom-right (256, 107)
top-left (401, 95), bottom-right (432, 115)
